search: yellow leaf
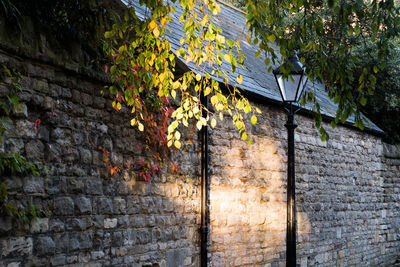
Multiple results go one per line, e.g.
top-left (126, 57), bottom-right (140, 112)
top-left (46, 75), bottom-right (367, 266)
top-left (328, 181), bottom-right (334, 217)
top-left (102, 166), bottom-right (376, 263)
top-left (224, 54), bottom-right (231, 63)
top-left (138, 123), bottom-right (144, 132)
top-left (175, 131), bottom-right (181, 140)
top-left (196, 121), bottom-right (202, 130)
top-left (237, 74), bottom-right (243, 84)
top-left (130, 118), bottom-right (136, 126)
top-left (174, 140), bottom-right (181, 149)
top-left (196, 73), bottom-right (201, 81)
top-left (204, 87), bottom-right (212, 96)
top-left (149, 20), bottom-right (156, 30)
top-left (219, 112), bottom-right (223, 121)
top-left (171, 90), bottom-right (176, 99)
top-left (173, 81), bottom-right (180, 89)
top-left (241, 132), bottom-right (247, 140)
top-left (210, 95), bottom-right (218, 105)
top-left (251, 115), bottom-right (257, 125)
top-left (211, 118), bottom-right (217, 128)
top-left (153, 27), bottom-right (160, 38)
top-left (168, 140), bottom-right (173, 147)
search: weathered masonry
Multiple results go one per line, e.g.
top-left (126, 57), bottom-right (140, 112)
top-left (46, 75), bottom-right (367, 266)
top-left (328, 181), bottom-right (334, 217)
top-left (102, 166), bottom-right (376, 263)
top-left (0, 1), bottom-right (400, 267)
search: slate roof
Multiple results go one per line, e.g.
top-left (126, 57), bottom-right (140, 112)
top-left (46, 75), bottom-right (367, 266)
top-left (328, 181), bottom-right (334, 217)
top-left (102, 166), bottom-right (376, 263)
top-left (121, 0), bottom-right (383, 134)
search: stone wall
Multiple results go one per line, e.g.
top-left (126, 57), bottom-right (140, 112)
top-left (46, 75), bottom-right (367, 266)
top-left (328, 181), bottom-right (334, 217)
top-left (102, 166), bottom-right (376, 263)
top-left (208, 103), bottom-right (400, 267)
top-left (0, 18), bottom-right (399, 267)
top-left (0, 49), bottom-right (201, 267)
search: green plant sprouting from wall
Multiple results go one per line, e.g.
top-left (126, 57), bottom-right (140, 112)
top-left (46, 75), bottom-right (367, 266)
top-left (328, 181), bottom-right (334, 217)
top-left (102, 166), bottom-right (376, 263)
top-left (0, 65), bottom-right (47, 225)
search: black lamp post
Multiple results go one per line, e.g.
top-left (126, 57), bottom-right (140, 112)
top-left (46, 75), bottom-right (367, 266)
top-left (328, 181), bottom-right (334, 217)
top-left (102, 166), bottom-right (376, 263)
top-left (273, 51), bottom-right (308, 267)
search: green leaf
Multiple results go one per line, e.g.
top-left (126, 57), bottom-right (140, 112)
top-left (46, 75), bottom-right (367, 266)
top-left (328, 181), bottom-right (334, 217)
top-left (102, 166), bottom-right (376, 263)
top-left (360, 97), bottom-right (367, 106)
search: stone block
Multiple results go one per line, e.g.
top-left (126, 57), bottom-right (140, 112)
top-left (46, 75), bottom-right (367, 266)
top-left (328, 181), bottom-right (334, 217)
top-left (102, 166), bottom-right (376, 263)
top-left (0, 216), bottom-right (12, 233)
top-left (104, 218), bottom-right (117, 229)
top-left (93, 97), bottom-right (106, 108)
top-left (61, 87), bottom-right (72, 99)
top-left (66, 218), bottom-right (87, 231)
top-left (38, 126), bottom-right (50, 142)
top-left (75, 196), bottom-right (92, 214)
top-left (166, 249), bottom-right (187, 267)
top-left (25, 140), bottom-right (45, 160)
top-left (23, 177), bottom-right (44, 194)
top-left (50, 255), bottom-right (66, 266)
top-left (35, 236), bottom-right (55, 256)
top-left (72, 89), bottom-right (81, 103)
top-left (79, 147), bottom-right (92, 164)
top-left (54, 196), bottom-right (74, 215)
top-left (81, 93), bottom-right (93, 106)
top-left (113, 197), bottom-right (126, 214)
top-left (12, 103), bottom-right (28, 118)
top-left (34, 79), bottom-right (49, 92)
top-left (44, 96), bottom-right (54, 110)
top-left (112, 231), bottom-right (124, 247)
top-left (49, 219), bottom-right (65, 232)
top-left (86, 179), bottom-right (103, 195)
top-left (97, 197), bottom-right (113, 214)
top-left (1, 237), bottom-right (33, 257)
top-left (30, 218), bottom-right (49, 233)
top-left (212, 252), bottom-right (225, 267)
top-left (91, 251), bottom-right (104, 260)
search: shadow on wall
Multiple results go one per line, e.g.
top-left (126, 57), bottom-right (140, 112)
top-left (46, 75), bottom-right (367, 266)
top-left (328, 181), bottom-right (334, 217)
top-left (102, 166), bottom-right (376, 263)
top-left (0, 55), bottom-right (202, 267)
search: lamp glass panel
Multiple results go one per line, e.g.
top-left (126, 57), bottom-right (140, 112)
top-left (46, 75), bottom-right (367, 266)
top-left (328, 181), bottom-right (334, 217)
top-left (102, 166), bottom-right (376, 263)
top-left (296, 75), bottom-right (308, 102)
top-left (276, 74), bottom-right (303, 102)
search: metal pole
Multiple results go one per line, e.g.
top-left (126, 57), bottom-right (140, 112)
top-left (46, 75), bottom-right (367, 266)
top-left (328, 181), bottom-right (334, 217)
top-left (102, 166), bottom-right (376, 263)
top-left (200, 95), bottom-right (209, 267)
top-left (285, 108), bottom-right (297, 267)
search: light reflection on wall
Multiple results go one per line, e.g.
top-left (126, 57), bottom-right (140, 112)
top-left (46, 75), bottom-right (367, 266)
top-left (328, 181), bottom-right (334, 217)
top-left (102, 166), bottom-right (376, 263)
top-left (209, 136), bottom-right (310, 265)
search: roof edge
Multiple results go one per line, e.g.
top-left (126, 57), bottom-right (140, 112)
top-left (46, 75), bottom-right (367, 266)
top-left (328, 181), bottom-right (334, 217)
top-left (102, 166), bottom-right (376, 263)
top-left (236, 86), bottom-right (385, 137)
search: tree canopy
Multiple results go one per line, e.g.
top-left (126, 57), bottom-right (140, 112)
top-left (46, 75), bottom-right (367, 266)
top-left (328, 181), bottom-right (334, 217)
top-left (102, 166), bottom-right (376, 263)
top-left (103, 0), bottom-right (400, 144)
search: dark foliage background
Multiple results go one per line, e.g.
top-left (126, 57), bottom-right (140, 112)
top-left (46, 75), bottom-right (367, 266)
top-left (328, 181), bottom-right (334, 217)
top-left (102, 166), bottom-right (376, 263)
top-left (0, 0), bottom-right (118, 62)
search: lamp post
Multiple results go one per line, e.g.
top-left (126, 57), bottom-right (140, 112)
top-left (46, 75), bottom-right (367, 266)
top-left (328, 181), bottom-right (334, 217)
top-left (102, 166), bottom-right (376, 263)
top-left (273, 51), bottom-right (308, 267)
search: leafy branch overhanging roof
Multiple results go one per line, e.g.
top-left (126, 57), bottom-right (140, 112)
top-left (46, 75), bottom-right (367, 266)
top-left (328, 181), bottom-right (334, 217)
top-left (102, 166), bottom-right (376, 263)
top-left (122, 0), bottom-right (383, 135)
